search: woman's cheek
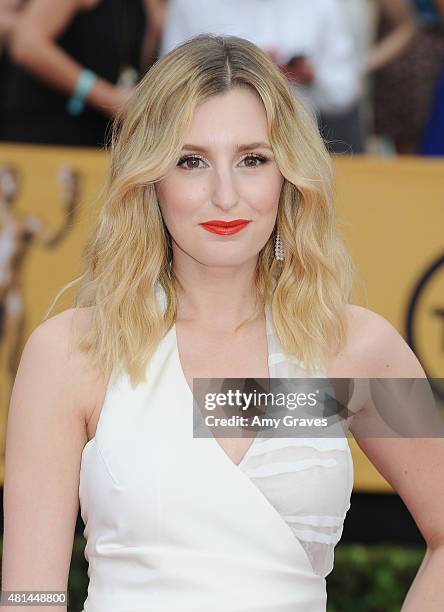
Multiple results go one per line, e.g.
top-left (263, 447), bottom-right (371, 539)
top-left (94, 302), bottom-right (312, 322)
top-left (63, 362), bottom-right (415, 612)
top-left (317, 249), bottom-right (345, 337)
top-left (246, 173), bottom-right (282, 208)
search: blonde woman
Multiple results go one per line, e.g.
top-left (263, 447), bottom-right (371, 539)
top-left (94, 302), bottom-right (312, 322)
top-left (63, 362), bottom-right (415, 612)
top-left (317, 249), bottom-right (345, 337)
top-left (2, 34), bottom-right (444, 612)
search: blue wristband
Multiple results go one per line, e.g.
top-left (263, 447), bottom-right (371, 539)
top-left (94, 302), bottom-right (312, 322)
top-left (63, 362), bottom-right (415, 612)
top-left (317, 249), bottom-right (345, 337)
top-left (67, 69), bottom-right (97, 116)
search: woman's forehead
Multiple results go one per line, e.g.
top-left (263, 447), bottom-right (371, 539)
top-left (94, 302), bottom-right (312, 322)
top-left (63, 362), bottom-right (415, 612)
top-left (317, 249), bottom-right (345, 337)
top-left (184, 90), bottom-right (269, 143)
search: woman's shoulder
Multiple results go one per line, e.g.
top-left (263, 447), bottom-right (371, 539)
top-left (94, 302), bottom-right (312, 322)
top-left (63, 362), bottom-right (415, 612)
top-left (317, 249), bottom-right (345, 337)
top-left (30, 306), bottom-right (106, 426)
top-left (36, 306), bottom-right (94, 352)
top-left (327, 304), bottom-right (426, 378)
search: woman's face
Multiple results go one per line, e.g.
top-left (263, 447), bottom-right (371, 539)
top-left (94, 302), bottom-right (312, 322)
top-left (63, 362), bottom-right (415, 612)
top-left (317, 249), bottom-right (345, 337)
top-left (155, 87), bottom-right (284, 269)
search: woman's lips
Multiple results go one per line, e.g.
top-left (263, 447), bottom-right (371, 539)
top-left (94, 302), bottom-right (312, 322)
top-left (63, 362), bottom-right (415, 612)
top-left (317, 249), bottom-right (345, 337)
top-left (199, 219), bottom-right (251, 235)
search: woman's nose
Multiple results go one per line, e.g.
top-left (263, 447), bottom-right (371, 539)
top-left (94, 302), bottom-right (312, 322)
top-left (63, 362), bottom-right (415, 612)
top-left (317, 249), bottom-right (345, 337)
top-left (211, 169), bottom-right (240, 211)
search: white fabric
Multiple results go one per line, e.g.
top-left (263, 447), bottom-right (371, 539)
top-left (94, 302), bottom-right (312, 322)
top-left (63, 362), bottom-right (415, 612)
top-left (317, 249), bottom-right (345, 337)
top-left (159, 0), bottom-right (361, 115)
top-left (79, 285), bottom-right (354, 611)
top-left (339, 0), bottom-right (376, 80)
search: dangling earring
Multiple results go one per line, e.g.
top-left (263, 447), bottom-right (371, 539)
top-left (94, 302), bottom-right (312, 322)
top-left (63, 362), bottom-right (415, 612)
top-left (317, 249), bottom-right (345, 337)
top-left (274, 227), bottom-right (284, 261)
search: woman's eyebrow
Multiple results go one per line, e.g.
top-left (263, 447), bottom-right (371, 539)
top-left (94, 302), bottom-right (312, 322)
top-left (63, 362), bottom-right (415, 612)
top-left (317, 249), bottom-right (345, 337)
top-left (181, 142), bottom-right (273, 153)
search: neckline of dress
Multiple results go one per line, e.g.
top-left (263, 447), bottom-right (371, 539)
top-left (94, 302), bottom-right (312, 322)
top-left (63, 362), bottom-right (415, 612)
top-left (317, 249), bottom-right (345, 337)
top-left (171, 304), bottom-right (273, 469)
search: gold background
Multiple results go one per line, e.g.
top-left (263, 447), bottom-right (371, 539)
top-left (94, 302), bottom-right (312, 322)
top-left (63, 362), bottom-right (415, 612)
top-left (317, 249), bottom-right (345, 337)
top-left (1, 144), bottom-right (443, 492)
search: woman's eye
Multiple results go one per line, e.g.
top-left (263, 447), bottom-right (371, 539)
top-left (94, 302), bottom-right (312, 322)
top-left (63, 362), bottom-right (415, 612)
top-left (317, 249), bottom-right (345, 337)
top-left (241, 154), bottom-right (268, 167)
top-left (177, 155), bottom-right (206, 170)
top-left (177, 154), bottom-right (268, 170)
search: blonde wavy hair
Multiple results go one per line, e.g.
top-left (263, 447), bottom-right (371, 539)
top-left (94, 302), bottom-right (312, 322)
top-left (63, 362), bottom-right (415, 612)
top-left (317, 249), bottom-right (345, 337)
top-left (46, 34), bottom-right (355, 388)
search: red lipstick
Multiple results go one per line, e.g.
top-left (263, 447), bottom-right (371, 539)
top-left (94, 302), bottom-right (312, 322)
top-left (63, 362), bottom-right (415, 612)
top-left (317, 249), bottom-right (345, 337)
top-left (200, 219), bottom-right (251, 235)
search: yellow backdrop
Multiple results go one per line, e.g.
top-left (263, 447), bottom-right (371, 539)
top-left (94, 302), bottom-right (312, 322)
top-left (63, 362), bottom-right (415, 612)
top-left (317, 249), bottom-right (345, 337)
top-left (0, 144), bottom-right (443, 492)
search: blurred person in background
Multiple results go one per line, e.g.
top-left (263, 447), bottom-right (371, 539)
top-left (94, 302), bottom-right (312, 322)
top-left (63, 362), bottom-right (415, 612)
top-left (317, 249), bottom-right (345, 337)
top-left (373, 0), bottom-right (444, 154)
top-left (0, 0), bottom-right (164, 148)
top-left (158, 0), bottom-right (365, 154)
top-left (340, 0), bottom-right (416, 152)
top-left (366, 0), bottom-right (417, 72)
top-left (419, 0), bottom-right (444, 155)
top-left (158, 0), bottom-right (419, 155)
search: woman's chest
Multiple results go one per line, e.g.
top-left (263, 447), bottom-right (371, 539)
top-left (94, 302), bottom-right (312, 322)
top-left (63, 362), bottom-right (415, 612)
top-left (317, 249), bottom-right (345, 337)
top-left (176, 319), bottom-right (271, 392)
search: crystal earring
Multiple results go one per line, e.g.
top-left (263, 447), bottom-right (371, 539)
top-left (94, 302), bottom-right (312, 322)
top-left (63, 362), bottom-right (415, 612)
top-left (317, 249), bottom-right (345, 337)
top-left (274, 227), bottom-right (284, 261)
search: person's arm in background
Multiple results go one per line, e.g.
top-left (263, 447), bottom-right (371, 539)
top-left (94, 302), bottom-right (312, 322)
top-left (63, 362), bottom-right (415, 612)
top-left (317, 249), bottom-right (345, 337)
top-left (7, 0), bottom-right (133, 118)
top-left (140, 0), bottom-right (166, 72)
top-left (367, 0), bottom-right (416, 73)
top-left (0, 0), bottom-right (22, 46)
top-left (435, 0), bottom-right (444, 19)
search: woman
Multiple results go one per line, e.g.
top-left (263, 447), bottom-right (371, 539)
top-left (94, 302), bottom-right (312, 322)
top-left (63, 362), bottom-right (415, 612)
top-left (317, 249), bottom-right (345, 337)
top-left (2, 34), bottom-right (444, 611)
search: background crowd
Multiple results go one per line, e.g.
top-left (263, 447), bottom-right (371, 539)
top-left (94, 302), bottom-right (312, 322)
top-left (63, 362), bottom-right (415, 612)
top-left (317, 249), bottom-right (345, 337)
top-left (0, 0), bottom-right (443, 155)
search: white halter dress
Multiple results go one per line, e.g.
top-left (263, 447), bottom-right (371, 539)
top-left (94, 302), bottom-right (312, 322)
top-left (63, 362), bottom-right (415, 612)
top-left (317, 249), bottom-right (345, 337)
top-left (79, 288), bottom-right (354, 612)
